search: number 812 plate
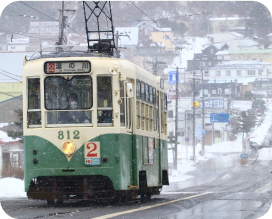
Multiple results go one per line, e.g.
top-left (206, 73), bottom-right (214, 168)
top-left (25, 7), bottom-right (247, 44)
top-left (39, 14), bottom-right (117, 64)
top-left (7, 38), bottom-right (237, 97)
top-left (84, 142), bottom-right (101, 165)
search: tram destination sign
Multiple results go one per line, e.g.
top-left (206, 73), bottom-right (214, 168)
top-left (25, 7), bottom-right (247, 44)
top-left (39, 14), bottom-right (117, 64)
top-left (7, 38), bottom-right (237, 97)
top-left (44, 61), bottom-right (91, 74)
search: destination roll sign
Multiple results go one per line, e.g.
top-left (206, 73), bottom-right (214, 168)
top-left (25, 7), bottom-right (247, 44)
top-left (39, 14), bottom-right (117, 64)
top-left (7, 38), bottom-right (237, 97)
top-left (44, 61), bottom-right (91, 74)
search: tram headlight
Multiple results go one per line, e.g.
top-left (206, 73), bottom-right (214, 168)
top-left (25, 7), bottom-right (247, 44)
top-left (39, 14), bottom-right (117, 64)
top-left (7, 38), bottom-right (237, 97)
top-left (62, 142), bottom-right (75, 156)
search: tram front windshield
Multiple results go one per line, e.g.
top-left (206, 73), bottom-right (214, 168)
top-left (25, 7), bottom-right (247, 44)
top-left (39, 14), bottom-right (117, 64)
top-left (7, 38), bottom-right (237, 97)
top-left (44, 76), bottom-right (93, 125)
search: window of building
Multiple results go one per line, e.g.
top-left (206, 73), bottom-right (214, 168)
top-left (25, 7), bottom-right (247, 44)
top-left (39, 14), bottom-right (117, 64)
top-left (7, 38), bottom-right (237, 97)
top-left (11, 46), bottom-right (16, 49)
top-left (258, 70), bottom-right (263, 76)
top-left (216, 71), bottom-right (221, 76)
top-left (218, 88), bottom-right (222, 94)
top-left (248, 70), bottom-right (256, 76)
top-left (226, 70), bottom-right (231, 76)
top-left (237, 70), bottom-right (242, 76)
top-left (163, 35), bottom-right (170, 40)
top-left (205, 71), bottom-right (210, 77)
top-left (225, 89), bottom-right (230, 94)
top-left (212, 90), bottom-right (216, 94)
top-left (210, 48), bottom-right (214, 53)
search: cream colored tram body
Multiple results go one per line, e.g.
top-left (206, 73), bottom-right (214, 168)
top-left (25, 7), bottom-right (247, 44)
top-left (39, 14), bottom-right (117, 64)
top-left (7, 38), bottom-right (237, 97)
top-left (23, 52), bottom-right (168, 203)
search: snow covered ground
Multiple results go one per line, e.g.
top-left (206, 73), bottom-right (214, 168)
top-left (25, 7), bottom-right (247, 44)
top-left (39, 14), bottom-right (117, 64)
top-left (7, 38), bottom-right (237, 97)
top-left (0, 178), bottom-right (26, 198)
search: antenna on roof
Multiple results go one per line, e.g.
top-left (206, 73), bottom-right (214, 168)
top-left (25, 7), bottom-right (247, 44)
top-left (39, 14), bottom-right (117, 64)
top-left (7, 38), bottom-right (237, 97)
top-left (83, 1), bottom-right (116, 56)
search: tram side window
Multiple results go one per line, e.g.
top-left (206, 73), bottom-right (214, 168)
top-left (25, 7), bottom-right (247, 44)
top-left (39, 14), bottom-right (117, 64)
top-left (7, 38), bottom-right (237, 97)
top-left (120, 81), bottom-right (125, 127)
top-left (27, 78), bottom-right (41, 128)
top-left (97, 76), bottom-right (113, 126)
top-left (160, 92), bottom-right (164, 133)
top-left (136, 80), bottom-right (141, 100)
top-left (141, 82), bottom-right (145, 101)
top-left (145, 84), bottom-right (149, 102)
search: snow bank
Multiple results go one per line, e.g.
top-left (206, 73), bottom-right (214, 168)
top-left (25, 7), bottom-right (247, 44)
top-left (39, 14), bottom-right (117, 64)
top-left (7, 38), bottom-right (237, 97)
top-left (0, 178), bottom-right (26, 198)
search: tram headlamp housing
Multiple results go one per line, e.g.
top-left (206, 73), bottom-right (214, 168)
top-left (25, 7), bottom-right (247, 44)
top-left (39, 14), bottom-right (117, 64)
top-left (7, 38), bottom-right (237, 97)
top-left (62, 142), bottom-right (75, 156)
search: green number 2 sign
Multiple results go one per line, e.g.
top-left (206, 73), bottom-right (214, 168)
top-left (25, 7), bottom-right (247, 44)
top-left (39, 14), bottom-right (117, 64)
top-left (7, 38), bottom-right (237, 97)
top-left (58, 130), bottom-right (80, 140)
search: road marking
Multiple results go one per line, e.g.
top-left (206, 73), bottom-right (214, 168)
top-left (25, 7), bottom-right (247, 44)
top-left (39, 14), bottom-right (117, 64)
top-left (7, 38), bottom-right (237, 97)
top-left (219, 164), bottom-right (239, 180)
top-left (255, 182), bottom-right (272, 192)
top-left (91, 193), bottom-right (209, 219)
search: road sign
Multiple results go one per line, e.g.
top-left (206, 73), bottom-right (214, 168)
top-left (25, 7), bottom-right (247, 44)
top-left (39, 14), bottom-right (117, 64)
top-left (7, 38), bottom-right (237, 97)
top-left (210, 113), bottom-right (229, 123)
top-left (192, 100), bottom-right (200, 108)
top-left (240, 153), bottom-right (248, 159)
top-left (192, 99), bottom-right (224, 109)
top-left (185, 137), bottom-right (189, 142)
top-left (202, 129), bottom-right (206, 134)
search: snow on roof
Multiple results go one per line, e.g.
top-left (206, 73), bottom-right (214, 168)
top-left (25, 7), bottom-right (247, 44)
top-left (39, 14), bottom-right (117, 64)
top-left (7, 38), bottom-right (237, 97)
top-left (8, 38), bottom-right (29, 45)
top-left (0, 52), bottom-right (33, 82)
top-left (215, 50), bottom-right (229, 55)
top-left (114, 27), bottom-right (138, 46)
top-left (208, 77), bottom-right (256, 85)
top-left (228, 49), bottom-right (272, 54)
top-left (201, 42), bottom-right (226, 51)
top-left (160, 28), bottom-right (171, 32)
top-left (267, 33), bottom-right (272, 37)
top-left (238, 38), bottom-right (258, 47)
top-left (209, 17), bottom-right (245, 21)
top-left (229, 32), bottom-right (244, 37)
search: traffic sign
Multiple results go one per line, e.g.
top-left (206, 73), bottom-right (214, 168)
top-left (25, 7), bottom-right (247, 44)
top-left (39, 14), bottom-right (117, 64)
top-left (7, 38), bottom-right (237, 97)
top-left (185, 137), bottom-right (189, 142)
top-left (202, 129), bottom-right (206, 134)
top-left (240, 153), bottom-right (248, 159)
top-left (192, 100), bottom-right (200, 108)
top-left (210, 113), bottom-right (229, 123)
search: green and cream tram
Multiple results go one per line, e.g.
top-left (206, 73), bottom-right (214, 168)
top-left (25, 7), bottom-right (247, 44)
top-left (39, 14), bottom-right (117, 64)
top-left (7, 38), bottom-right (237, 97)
top-left (23, 52), bottom-right (169, 204)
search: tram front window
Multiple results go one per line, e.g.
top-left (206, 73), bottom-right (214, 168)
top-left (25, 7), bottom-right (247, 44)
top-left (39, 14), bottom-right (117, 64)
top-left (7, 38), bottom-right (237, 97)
top-left (44, 76), bottom-right (93, 126)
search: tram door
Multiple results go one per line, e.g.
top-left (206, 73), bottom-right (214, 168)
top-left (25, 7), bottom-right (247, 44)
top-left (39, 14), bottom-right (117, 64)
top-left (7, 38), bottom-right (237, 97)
top-left (125, 79), bottom-right (133, 133)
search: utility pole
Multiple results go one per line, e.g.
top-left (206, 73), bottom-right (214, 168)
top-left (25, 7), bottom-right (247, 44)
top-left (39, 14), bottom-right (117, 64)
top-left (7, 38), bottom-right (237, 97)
top-left (192, 71), bottom-right (196, 162)
top-left (146, 59), bottom-right (166, 76)
top-left (115, 31), bottom-right (130, 57)
top-left (174, 66), bottom-right (179, 170)
top-left (201, 68), bottom-right (205, 156)
top-left (57, 1), bottom-right (75, 52)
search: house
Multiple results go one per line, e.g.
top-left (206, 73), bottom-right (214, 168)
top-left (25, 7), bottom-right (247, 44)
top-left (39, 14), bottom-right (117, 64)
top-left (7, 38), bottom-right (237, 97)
top-left (0, 33), bottom-right (7, 51)
top-left (208, 32), bottom-right (259, 50)
top-left (207, 60), bottom-right (272, 81)
top-left (0, 129), bottom-right (23, 176)
top-left (195, 81), bottom-right (236, 98)
top-left (7, 38), bottom-right (29, 52)
top-left (152, 28), bottom-right (175, 51)
top-left (186, 43), bottom-right (229, 71)
top-left (209, 17), bottom-right (248, 34)
top-left (215, 49), bottom-right (272, 63)
top-left (135, 22), bottom-right (161, 42)
top-left (229, 27), bottom-right (254, 37)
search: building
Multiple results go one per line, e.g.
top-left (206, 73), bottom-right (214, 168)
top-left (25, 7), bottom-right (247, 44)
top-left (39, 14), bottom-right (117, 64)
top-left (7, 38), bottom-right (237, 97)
top-left (152, 28), bottom-right (175, 51)
top-left (215, 49), bottom-right (272, 63)
top-left (207, 60), bottom-right (272, 81)
top-left (186, 43), bottom-right (229, 71)
top-left (209, 17), bottom-right (248, 34)
top-left (135, 22), bottom-right (161, 42)
top-left (7, 38), bottom-right (29, 52)
top-left (26, 21), bottom-right (59, 52)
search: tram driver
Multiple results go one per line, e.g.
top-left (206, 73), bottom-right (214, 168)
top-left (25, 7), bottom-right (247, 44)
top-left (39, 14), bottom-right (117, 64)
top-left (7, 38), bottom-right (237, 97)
top-left (58, 93), bottom-right (90, 124)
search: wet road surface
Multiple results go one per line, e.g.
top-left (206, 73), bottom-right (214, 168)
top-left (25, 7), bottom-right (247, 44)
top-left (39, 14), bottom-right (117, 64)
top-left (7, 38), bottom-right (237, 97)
top-left (1, 153), bottom-right (272, 219)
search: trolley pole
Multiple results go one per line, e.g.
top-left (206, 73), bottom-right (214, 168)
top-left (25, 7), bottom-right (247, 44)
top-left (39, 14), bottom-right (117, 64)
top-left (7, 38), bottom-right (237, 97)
top-left (193, 71), bottom-right (196, 162)
top-left (174, 66), bottom-right (178, 170)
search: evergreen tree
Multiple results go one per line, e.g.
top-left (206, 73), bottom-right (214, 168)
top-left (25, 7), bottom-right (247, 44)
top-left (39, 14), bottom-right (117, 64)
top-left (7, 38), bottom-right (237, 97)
top-left (7, 109), bottom-right (23, 143)
top-left (247, 1), bottom-right (272, 45)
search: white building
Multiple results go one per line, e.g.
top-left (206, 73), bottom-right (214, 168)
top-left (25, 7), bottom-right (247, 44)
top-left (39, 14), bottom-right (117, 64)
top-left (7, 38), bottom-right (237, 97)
top-left (207, 60), bottom-right (272, 81)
